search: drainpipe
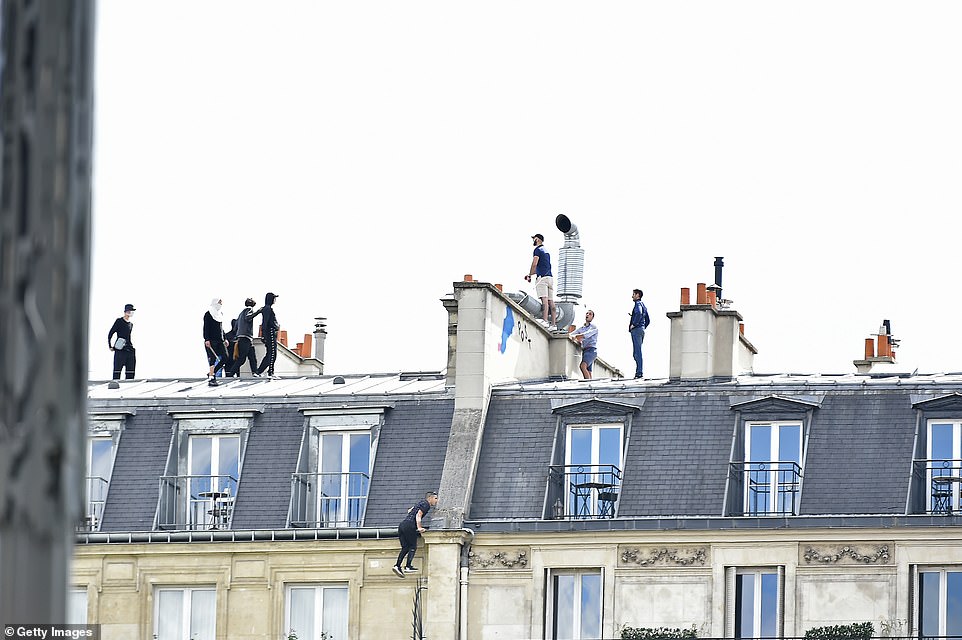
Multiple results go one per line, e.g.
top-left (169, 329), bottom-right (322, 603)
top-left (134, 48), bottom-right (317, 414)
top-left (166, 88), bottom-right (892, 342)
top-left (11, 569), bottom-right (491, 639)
top-left (459, 527), bottom-right (476, 640)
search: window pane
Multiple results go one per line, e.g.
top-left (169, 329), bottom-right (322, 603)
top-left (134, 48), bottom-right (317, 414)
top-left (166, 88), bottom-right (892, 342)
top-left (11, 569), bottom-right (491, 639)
top-left (947, 572), bottom-right (962, 636)
top-left (349, 434), bottom-right (370, 474)
top-left (749, 425), bottom-right (772, 462)
top-left (67, 589), bottom-right (87, 624)
top-left (218, 436), bottom-right (240, 482)
top-left (289, 587), bottom-right (315, 639)
top-left (569, 429), bottom-right (591, 466)
top-left (322, 586), bottom-right (349, 640)
top-left (580, 573), bottom-right (601, 639)
top-left (598, 428), bottom-right (621, 468)
top-left (930, 423), bottom-right (954, 460)
top-left (189, 589), bottom-right (216, 640)
top-left (89, 438), bottom-right (113, 482)
top-left (553, 575), bottom-right (575, 640)
top-left (321, 434), bottom-right (344, 473)
top-left (920, 571), bottom-right (940, 637)
top-left (190, 436), bottom-right (213, 476)
top-left (759, 573), bottom-right (778, 637)
top-left (156, 590), bottom-right (183, 640)
top-left (778, 425), bottom-right (801, 464)
top-left (735, 574), bottom-right (755, 639)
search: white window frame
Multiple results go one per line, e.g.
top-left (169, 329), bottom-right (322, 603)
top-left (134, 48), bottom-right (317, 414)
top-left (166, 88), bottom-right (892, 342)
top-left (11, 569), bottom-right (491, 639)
top-left (67, 587), bottom-right (88, 624)
top-left (926, 420), bottom-right (962, 512)
top-left (85, 435), bottom-right (115, 530)
top-left (284, 583), bottom-right (349, 640)
top-left (913, 565), bottom-right (962, 637)
top-left (153, 586), bottom-right (216, 640)
top-left (726, 566), bottom-right (784, 639)
top-left (744, 421), bottom-right (803, 515)
top-left (546, 569), bottom-right (603, 640)
top-left (186, 433), bottom-right (241, 529)
top-left (315, 429), bottom-right (372, 527)
top-left (564, 423), bottom-right (623, 518)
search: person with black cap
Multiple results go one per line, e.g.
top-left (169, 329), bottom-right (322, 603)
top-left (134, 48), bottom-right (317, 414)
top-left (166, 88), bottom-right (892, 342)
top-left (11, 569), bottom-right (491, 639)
top-left (227, 297), bottom-right (262, 377)
top-left (256, 292), bottom-right (280, 377)
top-left (108, 303), bottom-right (137, 380)
top-left (524, 233), bottom-right (557, 330)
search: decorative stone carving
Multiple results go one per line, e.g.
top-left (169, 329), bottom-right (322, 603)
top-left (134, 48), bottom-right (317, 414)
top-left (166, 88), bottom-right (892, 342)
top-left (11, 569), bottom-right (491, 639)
top-left (802, 544), bottom-right (892, 565)
top-left (468, 548), bottom-right (529, 569)
top-left (620, 546), bottom-right (708, 567)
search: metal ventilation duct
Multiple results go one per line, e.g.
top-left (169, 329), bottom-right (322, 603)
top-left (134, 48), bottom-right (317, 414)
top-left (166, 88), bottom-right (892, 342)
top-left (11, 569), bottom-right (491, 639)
top-left (555, 214), bottom-right (583, 302)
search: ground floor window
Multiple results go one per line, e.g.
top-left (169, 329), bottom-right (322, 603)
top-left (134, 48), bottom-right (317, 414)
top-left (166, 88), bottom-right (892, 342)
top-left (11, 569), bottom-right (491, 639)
top-left (917, 567), bottom-right (962, 637)
top-left (727, 567), bottom-right (783, 638)
top-left (285, 584), bottom-right (349, 640)
top-left (67, 588), bottom-right (87, 624)
top-left (548, 569), bottom-right (602, 640)
top-left (154, 587), bottom-right (215, 640)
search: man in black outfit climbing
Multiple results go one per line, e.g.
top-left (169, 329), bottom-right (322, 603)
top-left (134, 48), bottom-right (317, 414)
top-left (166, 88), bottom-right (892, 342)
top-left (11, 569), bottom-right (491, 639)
top-left (393, 491), bottom-right (439, 578)
top-left (108, 303), bottom-right (137, 380)
top-left (256, 292), bottom-right (280, 377)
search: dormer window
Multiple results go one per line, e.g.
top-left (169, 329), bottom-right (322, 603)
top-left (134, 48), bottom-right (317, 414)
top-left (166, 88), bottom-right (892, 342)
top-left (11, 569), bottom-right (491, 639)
top-left (289, 406), bottom-right (386, 528)
top-left (156, 410), bottom-right (258, 531)
top-left (84, 412), bottom-right (127, 531)
top-left (727, 395), bottom-right (818, 517)
top-left (545, 398), bottom-right (641, 520)
top-left (910, 394), bottom-right (962, 514)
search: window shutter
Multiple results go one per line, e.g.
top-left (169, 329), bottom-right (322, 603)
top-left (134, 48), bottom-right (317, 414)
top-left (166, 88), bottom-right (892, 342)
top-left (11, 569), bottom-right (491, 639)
top-left (908, 564), bottom-right (918, 638)
top-left (725, 567), bottom-right (736, 638)
top-left (776, 566), bottom-right (785, 638)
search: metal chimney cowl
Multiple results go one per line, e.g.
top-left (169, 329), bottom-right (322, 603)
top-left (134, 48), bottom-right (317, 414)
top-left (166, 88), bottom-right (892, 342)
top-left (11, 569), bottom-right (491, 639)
top-left (555, 214), bottom-right (583, 302)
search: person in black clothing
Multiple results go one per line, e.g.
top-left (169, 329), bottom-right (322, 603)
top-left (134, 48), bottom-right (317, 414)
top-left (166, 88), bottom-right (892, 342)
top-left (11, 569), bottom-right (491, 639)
top-left (393, 491), bottom-right (439, 578)
top-left (227, 297), bottom-right (261, 377)
top-left (256, 292), bottom-right (280, 377)
top-left (223, 318), bottom-right (238, 377)
top-left (203, 298), bottom-right (230, 386)
top-left (108, 303), bottom-right (137, 380)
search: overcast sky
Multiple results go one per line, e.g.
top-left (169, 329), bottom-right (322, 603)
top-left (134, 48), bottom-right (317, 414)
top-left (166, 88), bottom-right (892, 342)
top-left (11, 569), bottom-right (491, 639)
top-left (89, 1), bottom-right (962, 381)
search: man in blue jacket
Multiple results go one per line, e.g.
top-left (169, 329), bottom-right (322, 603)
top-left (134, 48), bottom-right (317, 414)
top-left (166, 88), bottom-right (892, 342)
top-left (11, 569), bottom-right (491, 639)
top-left (629, 289), bottom-right (650, 379)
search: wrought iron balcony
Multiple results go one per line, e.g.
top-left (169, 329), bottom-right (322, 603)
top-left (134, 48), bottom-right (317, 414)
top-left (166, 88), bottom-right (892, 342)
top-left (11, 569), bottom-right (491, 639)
top-left (912, 458), bottom-right (962, 514)
top-left (728, 461), bottom-right (802, 516)
top-left (156, 474), bottom-right (238, 530)
top-left (289, 471), bottom-right (370, 528)
top-left (77, 475), bottom-right (109, 532)
top-left (547, 464), bottom-right (622, 520)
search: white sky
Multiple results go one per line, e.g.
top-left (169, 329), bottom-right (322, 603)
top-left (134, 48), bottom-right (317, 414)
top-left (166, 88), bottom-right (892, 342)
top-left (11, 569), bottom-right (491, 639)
top-left (89, 1), bottom-right (962, 381)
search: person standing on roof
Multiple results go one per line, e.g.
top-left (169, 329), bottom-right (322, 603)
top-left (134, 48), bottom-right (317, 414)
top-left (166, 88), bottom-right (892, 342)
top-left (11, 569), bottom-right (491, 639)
top-left (570, 309), bottom-right (599, 379)
top-left (256, 292), bottom-right (280, 378)
top-left (524, 233), bottom-right (558, 330)
top-left (108, 303), bottom-right (137, 380)
top-left (203, 297), bottom-right (230, 386)
top-left (629, 289), bottom-right (651, 379)
top-left (228, 297), bottom-right (261, 377)
top-left (393, 491), bottom-right (439, 578)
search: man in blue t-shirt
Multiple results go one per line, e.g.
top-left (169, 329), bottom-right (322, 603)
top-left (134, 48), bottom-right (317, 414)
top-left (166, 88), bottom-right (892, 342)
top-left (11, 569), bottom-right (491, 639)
top-left (524, 233), bottom-right (558, 330)
top-left (393, 491), bottom-right (439, 578)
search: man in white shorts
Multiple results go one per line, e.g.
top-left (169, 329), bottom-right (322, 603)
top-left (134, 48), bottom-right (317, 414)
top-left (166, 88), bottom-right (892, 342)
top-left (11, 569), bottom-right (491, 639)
top-left (524, 233), bottom-right (558, 330)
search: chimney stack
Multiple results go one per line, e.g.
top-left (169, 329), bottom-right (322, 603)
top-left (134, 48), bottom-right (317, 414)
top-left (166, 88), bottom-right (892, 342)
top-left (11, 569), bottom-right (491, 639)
top-left (313, 317), bottom-right (327, 374)
top-left (667, 258), bottom-right (756, 381)
top-left (854, 320), bottom-right (897, 373)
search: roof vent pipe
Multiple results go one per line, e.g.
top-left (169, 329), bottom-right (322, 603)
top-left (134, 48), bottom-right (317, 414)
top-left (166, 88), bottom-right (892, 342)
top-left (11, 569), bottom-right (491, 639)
top-left (713, 257), bottom-right (724, 301)
top-left (554, 214), bottom-right (584, 302)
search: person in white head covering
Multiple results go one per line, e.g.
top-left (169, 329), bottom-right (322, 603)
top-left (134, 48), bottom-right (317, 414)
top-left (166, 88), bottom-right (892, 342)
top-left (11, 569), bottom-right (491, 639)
top-left (203, 297), bottom-right (230, 386)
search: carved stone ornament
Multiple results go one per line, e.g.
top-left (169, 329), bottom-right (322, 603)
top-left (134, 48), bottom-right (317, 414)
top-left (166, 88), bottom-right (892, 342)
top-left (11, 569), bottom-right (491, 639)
top-left (802, 544), bottom-right (892, 565)
top-left (620, 546), bottom-right (708, 567)
top-left (468, 548), bottom-right (529, 569)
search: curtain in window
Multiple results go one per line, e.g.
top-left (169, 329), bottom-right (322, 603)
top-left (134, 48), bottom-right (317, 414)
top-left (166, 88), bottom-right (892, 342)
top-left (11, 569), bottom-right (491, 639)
top-left (156, 591), bottom-right (184, 640)
top-left (322, 586), bottom-right (349, 640)
top-left (289, 587), bottom-right (315, 639)
top-left (190, 589), bottom-right (216, 640)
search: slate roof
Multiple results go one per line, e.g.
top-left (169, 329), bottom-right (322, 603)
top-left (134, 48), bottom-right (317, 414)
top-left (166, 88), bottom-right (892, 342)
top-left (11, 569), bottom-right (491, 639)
top-left (89, 372), bottom-right (962, 534)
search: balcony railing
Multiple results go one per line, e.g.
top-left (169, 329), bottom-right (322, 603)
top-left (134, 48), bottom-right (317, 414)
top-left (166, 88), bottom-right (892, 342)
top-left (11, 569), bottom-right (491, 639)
top-left (156, 474), bottom-right (238, 530)
top-left (912, 458), bottom-right (962, 514)
top-left (547, 464), bottom-right (622, 519)
top-left (729, 461), bottom-right (802, 516)
top-left (289, 472), bottom-right (370, 528)
top-left (78, 475), bottom-right (109, 532)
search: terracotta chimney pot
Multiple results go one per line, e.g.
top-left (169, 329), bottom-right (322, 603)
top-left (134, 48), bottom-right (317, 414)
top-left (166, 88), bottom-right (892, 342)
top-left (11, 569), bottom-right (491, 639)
top-left (680, 287), bottom-right (690, 305)
top-left (302, 334), bottom-right (313, 358)
top-left (707, 290), bottom-right (717, 307)
top-left (463, 274), bottom-right (474, 282)
top-left (494, 283), bottom-right (503, 292)
top-left (696, 283), bottom-right (707, 305)
top-left (739, 322), bottom-right (745, 335)
top-left (278, 330), bottom-right (288, 347)
top-left (864, 337), bottom-right (875, 359)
